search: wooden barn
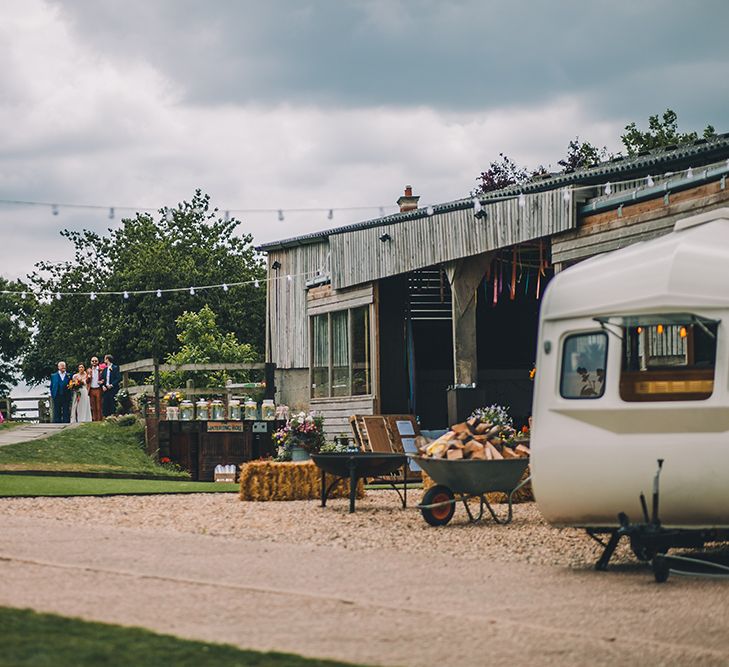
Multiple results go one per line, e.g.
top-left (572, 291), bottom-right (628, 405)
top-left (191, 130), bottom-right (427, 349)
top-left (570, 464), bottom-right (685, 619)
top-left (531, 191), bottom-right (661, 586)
top-left (259, 134), bottom-right (729, 437)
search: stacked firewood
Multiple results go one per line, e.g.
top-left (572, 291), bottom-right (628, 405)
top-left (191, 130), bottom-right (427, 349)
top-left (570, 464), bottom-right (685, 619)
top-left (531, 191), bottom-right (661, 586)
top-left (418, 415), bottom-right (530, 461)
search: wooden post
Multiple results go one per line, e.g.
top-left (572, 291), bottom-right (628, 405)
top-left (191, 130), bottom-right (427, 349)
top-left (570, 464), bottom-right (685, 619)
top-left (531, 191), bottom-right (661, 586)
top-left (264, 362), bottom-right (276, 400)
top-left (444, 252), bottom-right (493, 386)
top-left (153, 358), bottom-right (160, 420)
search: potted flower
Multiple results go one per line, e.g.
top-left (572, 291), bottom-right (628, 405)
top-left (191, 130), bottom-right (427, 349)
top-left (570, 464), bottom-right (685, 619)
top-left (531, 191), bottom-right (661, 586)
top-left (163, 391), bottom-right (184, 420)
top-left (273, 411), bottom-right (325, 462)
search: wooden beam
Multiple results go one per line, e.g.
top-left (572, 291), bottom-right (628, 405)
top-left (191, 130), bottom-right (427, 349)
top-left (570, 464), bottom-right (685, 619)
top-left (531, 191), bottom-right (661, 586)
top-left (157, 362), bottom-right (266, 372)
top-left (444, 252), bottom-right (493, 386)
top-left (119, 358), bottom-right (156, 373)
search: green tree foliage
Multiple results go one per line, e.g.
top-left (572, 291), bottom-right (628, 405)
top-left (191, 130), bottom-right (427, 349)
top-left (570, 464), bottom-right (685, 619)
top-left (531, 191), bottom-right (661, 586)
top-left (557, 137), bottom-right (609, 172)
top-left (475, 153), bottom-right (530, 195)
top-left (23, 191), bottom-right (265, 384)
top-left (157, 305), bottom-right (258, 389)
top-left (621, 109), bottom-right (716, 156)
top-left (0, 279), bottom-right (35, 396)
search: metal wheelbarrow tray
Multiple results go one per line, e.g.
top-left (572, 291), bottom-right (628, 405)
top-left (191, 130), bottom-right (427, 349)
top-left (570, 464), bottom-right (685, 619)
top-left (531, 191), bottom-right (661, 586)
top-left (413, 456), bottom-right (530, 526)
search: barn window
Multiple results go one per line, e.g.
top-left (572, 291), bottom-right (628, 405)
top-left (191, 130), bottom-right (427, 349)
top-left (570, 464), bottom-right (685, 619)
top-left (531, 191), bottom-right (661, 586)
top-left (560, 332), bottom-right (607, 399)
top-left (310, 306), bottom-right (371, 398)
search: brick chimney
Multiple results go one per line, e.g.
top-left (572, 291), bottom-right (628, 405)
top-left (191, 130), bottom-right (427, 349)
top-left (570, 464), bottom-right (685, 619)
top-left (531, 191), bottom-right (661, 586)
top-left (397, 185), bottom-right (420, 213)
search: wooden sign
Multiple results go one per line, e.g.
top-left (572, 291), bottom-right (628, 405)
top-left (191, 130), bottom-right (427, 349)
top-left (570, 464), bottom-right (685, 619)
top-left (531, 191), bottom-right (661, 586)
top-left (207, 421), bottom-right (244, 433)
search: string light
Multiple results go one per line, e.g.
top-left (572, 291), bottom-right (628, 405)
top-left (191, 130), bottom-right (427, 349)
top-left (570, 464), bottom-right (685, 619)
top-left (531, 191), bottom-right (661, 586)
top-left (222, 283), bottom-right (229, 292)
top-left (646, 175), bottom-right (655, 187)
top-left (562, 188), bottom-right (570, 202)
top-left (224, 210), bottom-right (230, 222)
top-left (657, 324), bottom-right (664, 335)
top-left (278, 210), bottom-right (285, 221)
top-left (286, 275), bottom-right (292, 282)
top-left (604, 182), bottom-right (612, 195)
top-left (472, 197), bottom-right (482, 213)
top-left (254, 279), bottom-right (260, 288)
top-left (52, 205), bottom-right (59, 216)
top-left (156, 289), bottom-right (162, 298)
top-left (108, 207), bottom-right (114, 220)
top-left (55, 292), bottom-right (61, 300)
top-left (21, 291), bottom-right (26, 299)
top-left (165, 209), bottom-right (174, 223)
top-left (123, 291), bottom-right (129, 299)
top-left (90, 292), bottom-right (97, 300)
top-left (518, 193), bottom-right (525, 207)
top-left (426, 205), bottom-right (434, 216)
top-left (189, 287), bottom-right (195, 295)
top-left (679, 326), bottom-right (688, 338)
top-left (327, 209), bottom-right (333, 220)
top-left (687, 167), bottom-right (693, 179)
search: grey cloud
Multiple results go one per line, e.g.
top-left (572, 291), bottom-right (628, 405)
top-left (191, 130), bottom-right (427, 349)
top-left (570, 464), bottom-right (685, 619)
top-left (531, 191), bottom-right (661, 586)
top-left (49, 0), bottom-right (729, 118)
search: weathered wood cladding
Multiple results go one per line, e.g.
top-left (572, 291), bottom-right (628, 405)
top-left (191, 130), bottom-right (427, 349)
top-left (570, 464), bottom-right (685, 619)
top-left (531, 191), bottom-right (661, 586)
top-left (329, 190), bottom-right (574, 290)
top-left (310, 395), bottom-right (376, 438)
top-left (307, 283), bottom-right (374, 316)
top-left (266, 244), bottom-right (330, 369)
top-left (552, 180), bottom-right (729, 267)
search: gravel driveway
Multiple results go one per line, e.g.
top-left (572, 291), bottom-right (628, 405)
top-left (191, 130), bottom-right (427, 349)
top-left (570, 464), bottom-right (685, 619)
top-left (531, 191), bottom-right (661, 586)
top-left (1, 491), bottom-right (727, 666)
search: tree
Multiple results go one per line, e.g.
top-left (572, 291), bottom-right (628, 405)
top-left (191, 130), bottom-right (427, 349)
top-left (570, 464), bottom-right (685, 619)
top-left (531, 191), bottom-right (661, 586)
top-left (23, 190), bottom-right (266, 384)
top-left (558, 137), bottom-right (609, 172)
top-left (475, 153), bottom-right (530, 194)
top-left (157, 305), bottom-right (258, 390)
top-left (0, 279), bottom-right (35, 396)
top-left (621, 109), bottom-right (716, 156)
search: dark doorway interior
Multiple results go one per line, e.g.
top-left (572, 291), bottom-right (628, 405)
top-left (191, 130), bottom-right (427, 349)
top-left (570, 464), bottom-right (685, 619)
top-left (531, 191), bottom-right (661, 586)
top-left (476, 246), bottom-right (553, 427)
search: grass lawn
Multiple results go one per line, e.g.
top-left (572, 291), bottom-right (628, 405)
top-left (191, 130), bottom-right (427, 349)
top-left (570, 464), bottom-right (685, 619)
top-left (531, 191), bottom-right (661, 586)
top-left (0, 421), bottom-right (188, 479)
top-left (0, 475), bottom-right (238, 497)
top-left (0, 607), bottom-right (365, 667)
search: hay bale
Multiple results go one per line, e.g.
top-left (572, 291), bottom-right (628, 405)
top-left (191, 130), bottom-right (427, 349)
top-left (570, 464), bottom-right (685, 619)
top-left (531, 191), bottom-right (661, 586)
top-left (239, 460), bottom-right (365, 501)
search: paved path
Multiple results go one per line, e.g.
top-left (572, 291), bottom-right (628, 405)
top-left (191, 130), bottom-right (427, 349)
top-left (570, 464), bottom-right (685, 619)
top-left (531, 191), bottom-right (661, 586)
top-left (1, 514), bottom-right (728, 666)
top-left (0, 422), bottom-right (80, 447)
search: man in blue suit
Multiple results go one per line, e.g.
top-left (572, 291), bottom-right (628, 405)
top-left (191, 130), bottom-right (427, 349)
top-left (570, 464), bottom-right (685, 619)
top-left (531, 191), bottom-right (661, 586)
top-left (50, 361), bottom-right (71, 423)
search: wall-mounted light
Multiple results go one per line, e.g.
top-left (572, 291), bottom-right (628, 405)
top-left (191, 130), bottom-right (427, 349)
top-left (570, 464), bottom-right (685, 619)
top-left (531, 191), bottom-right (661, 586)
top-left (379, 233), bottom-right (391, 242)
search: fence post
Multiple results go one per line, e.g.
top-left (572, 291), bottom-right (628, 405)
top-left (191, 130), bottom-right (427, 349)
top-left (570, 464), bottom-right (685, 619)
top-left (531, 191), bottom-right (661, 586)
top-left (153, 358), bottom-right (160, 420)
top-left (264, 362), bottom-right (276, 401)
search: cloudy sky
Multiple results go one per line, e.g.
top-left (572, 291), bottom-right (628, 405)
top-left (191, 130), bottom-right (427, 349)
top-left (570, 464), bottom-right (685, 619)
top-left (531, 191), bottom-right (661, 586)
top-left (1, 0), bottom-right (727, 280)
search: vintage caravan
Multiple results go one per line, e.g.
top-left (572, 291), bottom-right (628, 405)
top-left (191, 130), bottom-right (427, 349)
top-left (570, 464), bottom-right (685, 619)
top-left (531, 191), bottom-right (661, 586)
top-left (531, 208), bottom-right (729, 538)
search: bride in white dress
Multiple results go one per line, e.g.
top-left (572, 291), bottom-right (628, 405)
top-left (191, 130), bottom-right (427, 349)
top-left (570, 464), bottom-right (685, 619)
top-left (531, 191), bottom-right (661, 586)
top-left (70, 363), bottom-right (93, 423)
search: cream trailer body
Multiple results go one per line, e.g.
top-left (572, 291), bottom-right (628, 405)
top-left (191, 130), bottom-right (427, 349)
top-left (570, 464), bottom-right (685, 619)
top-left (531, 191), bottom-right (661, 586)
top-left (532, 208), bottom-right (729, 530)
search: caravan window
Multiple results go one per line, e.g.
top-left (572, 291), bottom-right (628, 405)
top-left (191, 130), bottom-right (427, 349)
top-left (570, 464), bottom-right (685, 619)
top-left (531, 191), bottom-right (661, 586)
top-left (560, 332), bottom-right (607, 399)
top-left (620, 321), bottom-right (717, 401)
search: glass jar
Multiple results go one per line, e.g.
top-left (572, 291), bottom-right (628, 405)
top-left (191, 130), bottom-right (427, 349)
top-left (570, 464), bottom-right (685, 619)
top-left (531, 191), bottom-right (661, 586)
top-left (180, 400), bottom-right (194, 421)
top-left (228, 400), bottom-right (241, 420)
top-left (196, 399), bottom-right (210, 421)
top-left (261, 399), bottom-right (276, 421)
top-left (211, 399), bottom-right (226, 421)
top-left (244, 398), bottom-right (258, 421)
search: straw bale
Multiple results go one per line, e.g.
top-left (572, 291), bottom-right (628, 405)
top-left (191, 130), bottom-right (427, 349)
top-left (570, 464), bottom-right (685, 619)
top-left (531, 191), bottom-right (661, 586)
top-left (239, 460), bottom-right (365, 502)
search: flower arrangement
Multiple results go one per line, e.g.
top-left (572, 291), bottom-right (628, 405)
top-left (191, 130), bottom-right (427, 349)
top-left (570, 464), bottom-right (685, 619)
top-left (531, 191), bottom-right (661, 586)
top-left (163, 391), bottom-right (185, 406)
top-left (469, 404), bottom-right (513, 429)
top-left (273, 411), bottom-right (325, 460)
top-left (67, 378), bottom-right (84, 392)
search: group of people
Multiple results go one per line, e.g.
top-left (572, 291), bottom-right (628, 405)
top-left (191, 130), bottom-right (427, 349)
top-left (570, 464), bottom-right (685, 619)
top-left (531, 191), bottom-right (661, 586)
top-left (50, 355), bottom-right (121, 423)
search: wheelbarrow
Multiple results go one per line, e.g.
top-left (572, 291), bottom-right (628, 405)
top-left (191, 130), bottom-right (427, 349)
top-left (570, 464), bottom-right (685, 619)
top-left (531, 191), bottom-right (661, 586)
top-left (413, 456), bottom-right (531, 526)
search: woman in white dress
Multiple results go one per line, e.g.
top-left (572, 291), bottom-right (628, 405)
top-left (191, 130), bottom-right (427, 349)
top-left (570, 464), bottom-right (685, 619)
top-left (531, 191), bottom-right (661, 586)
top-left (70, 363), bottom-right (93, 423)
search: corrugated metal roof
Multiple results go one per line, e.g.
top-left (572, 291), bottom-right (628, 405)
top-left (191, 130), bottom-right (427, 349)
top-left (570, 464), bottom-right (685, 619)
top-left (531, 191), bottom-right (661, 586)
top-left (258, 132), bottom-right (729, 251)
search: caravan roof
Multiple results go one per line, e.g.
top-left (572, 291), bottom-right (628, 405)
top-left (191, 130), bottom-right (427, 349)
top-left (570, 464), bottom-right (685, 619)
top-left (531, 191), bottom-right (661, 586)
top-left (542, 207), bottom-right (729, 322)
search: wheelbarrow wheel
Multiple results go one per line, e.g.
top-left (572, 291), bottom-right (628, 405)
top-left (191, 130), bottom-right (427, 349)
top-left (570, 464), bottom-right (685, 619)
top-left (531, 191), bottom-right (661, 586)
top-left (421, 485), bottom-right (455, 526)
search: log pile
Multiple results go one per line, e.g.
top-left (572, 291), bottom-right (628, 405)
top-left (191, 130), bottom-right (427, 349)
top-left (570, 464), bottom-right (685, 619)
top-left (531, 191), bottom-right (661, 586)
top-left (418, 415), bottom-right (530, 461)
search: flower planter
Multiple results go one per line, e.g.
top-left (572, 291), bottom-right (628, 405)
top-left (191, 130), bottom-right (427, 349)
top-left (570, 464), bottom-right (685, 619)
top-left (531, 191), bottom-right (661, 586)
top-left (291, 446), bottom-right (311, 462)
